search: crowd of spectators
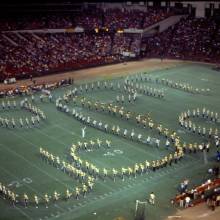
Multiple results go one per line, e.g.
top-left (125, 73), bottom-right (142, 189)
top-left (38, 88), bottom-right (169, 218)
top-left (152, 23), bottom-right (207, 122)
top-left (0, 31), bottom-right (143, 81)
top-left (0, 77), bottom-right (74, 98)
top-left (130, 35), bottom-right (142, 55)
top-left (1, 10), bottom-right (220, 82)
top-left (112, 34), bottom-right (131, 54)
top-left (0, 15), bottom-right (74, 31)
top-left (212, 23), bottom-right (220, 60)
top-left (0, 7), bottom-right (175, 82)
top-left (74, 8), bottom-right (103, 30)
top-left (143, 8), bottom-right (173, 28)
top-left (144, 17), bottom-right (220, 63)
top-left (104, 8), bottom-right (144, 30)
top-left (172, 171), bottom-right (220, 210)
top-left (0, 7), bottom-right (173, 31)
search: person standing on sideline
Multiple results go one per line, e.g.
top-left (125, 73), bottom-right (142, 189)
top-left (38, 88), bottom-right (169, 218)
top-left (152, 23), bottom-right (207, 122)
top-left (149, 192), bottom-right (155, 205)
top-left (156, 139), bottom-right (160, 148)
top-left (82, 127), bottom-right (86, 138)
top-left (185, 196), bottom-right (191, 208)
top-left (166, 139), bottom-right (170, 149)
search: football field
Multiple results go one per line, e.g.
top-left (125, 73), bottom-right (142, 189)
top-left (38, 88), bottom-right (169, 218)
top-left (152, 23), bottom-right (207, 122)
top-left (0, 62), bottom-right (220, 220)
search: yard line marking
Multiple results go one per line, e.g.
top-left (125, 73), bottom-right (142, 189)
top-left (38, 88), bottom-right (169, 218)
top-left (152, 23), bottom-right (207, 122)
top-left (53, 204), bottom-right (66, 212)
top-left (0, 143), bottom-right (74, 191)
top-left (54, 118), bottom-right (161, 160)
top-left (0, 102), bottom-right (205, 220)
top-left (0, 165), bottom-right (39, 195)
top-left (34, 128), bottom-right (68, 148)
top-left (55, 119), bottom-right (163, 169)
top-left (0, 152), bottom-right (70, 220)
top-left (0, 194), bottom-right (33, 220)
top-left (48, 159), bottom-right (201, 220)
top-left (14, 206), bottom-right (33, 220)
top-left (52, 125), bottom-right (141, 190)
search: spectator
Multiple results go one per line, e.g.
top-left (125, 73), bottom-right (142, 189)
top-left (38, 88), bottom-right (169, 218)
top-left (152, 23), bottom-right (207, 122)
top-left (185, 196), bottom-right (191, 208)
top-left (216, 151), bottom-right (220, 162)
top-left (149, 192), bottom-right (156, 205)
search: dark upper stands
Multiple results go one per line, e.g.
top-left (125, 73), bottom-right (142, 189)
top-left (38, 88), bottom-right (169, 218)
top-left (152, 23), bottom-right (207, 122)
top-left (0, 8), bottom-right (220, 82)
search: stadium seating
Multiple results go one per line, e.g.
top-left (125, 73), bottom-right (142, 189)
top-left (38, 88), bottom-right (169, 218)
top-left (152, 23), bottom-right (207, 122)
top-left (0, 8), bottom-right (173, 31)
top-left (144, 17), bottom-right (219, 63)
top-left (0, 9), bottom-right (220, 82)
top-left (0, 31), bottom-right (143, 81)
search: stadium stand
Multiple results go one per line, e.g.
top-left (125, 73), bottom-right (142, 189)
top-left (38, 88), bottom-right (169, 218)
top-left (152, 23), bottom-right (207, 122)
top-left (0, 7), bottom-right (220, 82)
top-left (143, 16), bottom-right (219, 63)
top-left (0, 8), bottom-right (173, 31)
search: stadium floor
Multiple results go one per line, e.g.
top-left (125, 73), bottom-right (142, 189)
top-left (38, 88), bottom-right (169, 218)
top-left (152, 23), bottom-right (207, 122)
top-left (0, 60), bottom-right (219, 220)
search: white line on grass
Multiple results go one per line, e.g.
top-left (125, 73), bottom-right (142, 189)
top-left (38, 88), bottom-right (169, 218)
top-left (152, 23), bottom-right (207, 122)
top-left (53, 204), bottom-right (66, 212)
top-left (0, 165), bottom-right (39, 195)
top-left (0, 142), bottom-right (74, 191)
top-left (0, 144), bottom-right (77, 212)
top-left (48, 158), bottom-right (200, 220)
top-left (48, 124), bottom-right (129, 193)
top-left (47, 104), bottom-right (168, 161)
top-left (51, 123), bottom-right (138, 163)
top-left (1, 112), bottom-right (126, 212)
top-left (51, 123), bottom-right (149, 174)
top-left (40, 121), bottom-right (189, 195)
top-left (54, 120), bottom-right (159, 161)
top-left (0, 102), bottom-right (205, 220)
top-left (0, 145), bottom-right (70, 217)
top-left (34, 128), bottom-right (68, 148)
top-left (0, 194), bottom-right (33, 220)
top-left (33, 123), bottom-right (135, 177)
top-left (15, 204), bottom-right (34, 220)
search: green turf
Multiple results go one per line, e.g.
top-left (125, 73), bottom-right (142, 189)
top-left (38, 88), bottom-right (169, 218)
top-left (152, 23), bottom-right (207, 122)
top-left (0, 62), bottom-right (220, 220)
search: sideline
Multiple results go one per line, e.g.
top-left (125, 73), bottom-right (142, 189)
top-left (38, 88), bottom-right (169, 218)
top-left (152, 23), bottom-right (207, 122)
top-left (0, 58), bottom-right (192, 91)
